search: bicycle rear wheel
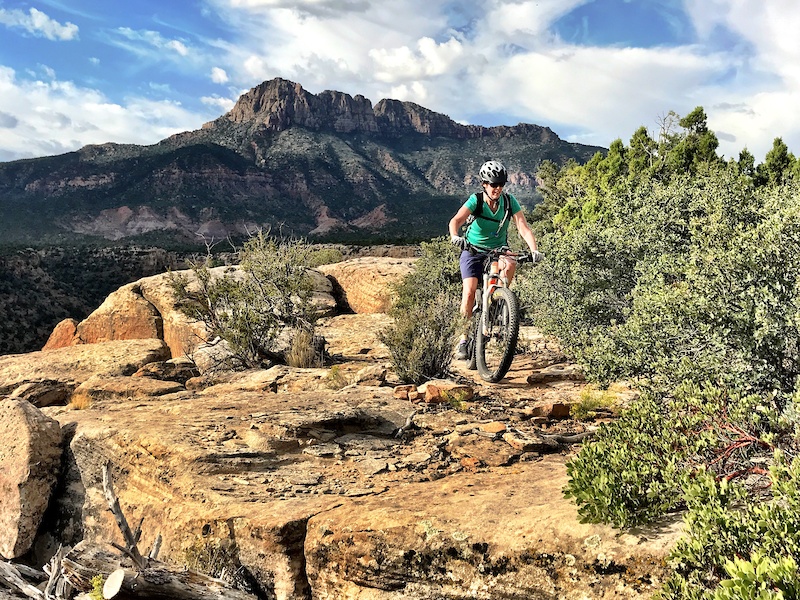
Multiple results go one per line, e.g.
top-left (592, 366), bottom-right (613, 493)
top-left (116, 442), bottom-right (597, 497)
top-left (476, 287), bottom-right (519, 382)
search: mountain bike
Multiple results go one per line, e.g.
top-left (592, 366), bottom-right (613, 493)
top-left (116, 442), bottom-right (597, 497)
top-left (462, 243), bottom-right (540, 383)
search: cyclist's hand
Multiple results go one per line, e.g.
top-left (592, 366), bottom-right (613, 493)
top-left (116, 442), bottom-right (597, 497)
top-left (451, 235), bottom-right (466, 250)
top-left (519, 250), bottom-right (543, 264)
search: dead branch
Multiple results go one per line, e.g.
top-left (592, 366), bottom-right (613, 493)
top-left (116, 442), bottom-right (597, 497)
top-left (0, 560), bottom-right (44, 599)
top-left (43, 545), bottom-right (72, 600)
top-left (102, 463), bottom-right (148, 571)
top-left (62, 543), bottom-right (258, 600)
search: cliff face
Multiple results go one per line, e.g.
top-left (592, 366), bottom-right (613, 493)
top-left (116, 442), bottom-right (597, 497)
top-left (0, 78), bottom-right (605, 245)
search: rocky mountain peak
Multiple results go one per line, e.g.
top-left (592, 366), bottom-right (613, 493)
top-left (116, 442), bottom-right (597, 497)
top-left (0, 76), bottom-right (606, 249)
top-left (218, 77), bottom-right (517, 139)
top-left (222, 77), bottom-right (380, 134)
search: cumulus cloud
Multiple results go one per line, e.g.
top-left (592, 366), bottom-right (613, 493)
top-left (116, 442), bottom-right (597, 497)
top-left (2, 0), bottom-right (799, 163)
top-left (201, 95), bottom-right (236, 112)
top-left (208, 0), bottom-right (800, 159)
top-left (0, 7), bottom-right (78, 41)
top-left (0, 66), bottom-right (203, 160)
top-left (211, 67), bottom-right (229, 83)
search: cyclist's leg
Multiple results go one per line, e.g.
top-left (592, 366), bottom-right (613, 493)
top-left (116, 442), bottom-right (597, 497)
top-left (460, 277), bottom-right (479, 317)
top-left (499, 255), bottom-right (517, 285)
top-left (459, 251), bottom-right (483, 317)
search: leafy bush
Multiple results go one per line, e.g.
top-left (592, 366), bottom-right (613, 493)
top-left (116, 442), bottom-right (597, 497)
top-left (659, 452), bottom-right (800, 599)
top-left (565, 382), bottom-right (783, 528)
top-left (570, 385), bottom-right (616, 421)
top-left (380, 236), bottom-right (462, 384)
top-left (171, 233), bottom-right (322, 368)
top-left (525, 109), bottom-right (800, 599)
top-left (522, 165), bottom-right (800, 396)
top-left (380, 290), bottom-right (461, 384)
top-left (306, 246), bottom-right (344, 268)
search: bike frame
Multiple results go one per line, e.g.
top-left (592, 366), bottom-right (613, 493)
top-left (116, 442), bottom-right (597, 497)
top-left (464, 242), bottom-right (532, 381)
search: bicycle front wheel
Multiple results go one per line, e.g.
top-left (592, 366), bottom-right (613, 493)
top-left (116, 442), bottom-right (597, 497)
top-left (476, 287), bottom-right (520, 383)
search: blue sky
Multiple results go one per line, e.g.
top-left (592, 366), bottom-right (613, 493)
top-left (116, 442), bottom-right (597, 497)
top-left (1, 0), bottom-right (798, 164)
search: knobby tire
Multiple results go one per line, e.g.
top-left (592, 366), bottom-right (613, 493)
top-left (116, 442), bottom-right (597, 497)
top-left (476, 287), bottom-right (519, 383)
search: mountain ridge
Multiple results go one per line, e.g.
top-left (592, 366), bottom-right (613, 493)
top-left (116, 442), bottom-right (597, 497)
top-left (0, 77), bottom-right (605, 245)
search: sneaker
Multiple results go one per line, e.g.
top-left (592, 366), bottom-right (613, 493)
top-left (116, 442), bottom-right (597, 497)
top-left (455, 340), bottom-right (469, 360)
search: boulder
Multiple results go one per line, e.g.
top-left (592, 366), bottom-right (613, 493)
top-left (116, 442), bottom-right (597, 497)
top-left (75, 284), bottom-right (163, 345)
top-left (43, 266), bottom-right (338, 359)
top-left (42, 318), bottom-right (78, 351)
top-left (0, 399), bottom-right (62, 559)
top-left (318, 257), bottom-right (416, 314)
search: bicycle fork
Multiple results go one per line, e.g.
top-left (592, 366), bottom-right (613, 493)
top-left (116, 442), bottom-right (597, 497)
top-left (480, 269), bottom-right (507, 336)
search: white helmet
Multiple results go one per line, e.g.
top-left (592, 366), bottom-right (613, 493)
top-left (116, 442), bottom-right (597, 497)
top-left (479, 160), bottom-right (508, 184)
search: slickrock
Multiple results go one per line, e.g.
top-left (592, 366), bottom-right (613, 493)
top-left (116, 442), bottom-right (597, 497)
top-left (304, 456), bottom-right (680, 599)
top-left (0, 339), bottom-right (171, 401)
top-left (1, 261), bottom-right (672, 599)
top-left (318, 257), bottom-right (416, 314)
top-left (0, 399), bottom-right (62, 559)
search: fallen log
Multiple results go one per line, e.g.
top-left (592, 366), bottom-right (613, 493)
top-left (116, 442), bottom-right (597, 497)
top-left (62, 542), bottom-right (257, 600)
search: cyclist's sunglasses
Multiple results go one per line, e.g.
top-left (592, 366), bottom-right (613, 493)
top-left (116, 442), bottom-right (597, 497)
top-left (483, 181), bottom-right (505, 188)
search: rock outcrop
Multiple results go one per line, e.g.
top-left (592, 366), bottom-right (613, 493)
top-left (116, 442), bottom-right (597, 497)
top-left (318, 257), bottom-right (415, 314)
top-left (0, 339), bottom-right (171, 406)
top-left (0, 399), bottom-right (62, 559)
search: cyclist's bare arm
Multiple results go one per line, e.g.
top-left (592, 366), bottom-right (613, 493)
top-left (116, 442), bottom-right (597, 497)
top-left (512, 210), bottom-right (539, 254)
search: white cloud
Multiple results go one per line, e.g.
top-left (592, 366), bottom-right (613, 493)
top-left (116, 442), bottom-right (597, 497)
top-left (201, 95), bottom-right (236, 112)
top-left (211, 67), bottom-right (229, 84)
top-left (167, 40), bottom-right (190, 56)
top-left (0, 66), bottom-right (204, 160)
top-left (0, 7), bottom-right (78, 41)
top-left (2, 0), bottom-right (799, 164)
top-left (113, 27), bottom-right (194, 60)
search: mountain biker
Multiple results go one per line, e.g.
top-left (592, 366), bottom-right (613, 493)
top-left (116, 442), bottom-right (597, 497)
top-left (448, 160), bottom-right (540, 359)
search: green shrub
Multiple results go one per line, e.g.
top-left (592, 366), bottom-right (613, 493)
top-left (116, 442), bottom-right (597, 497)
top-left (380, 236), bottom-right (462, 384)
top-left (712, 554), bottom-right (800, 600)
top-left (565, 382), bottom-right (781, 528)
top-left (307, 246), bottom-right (344, 267)
top-left (523, 167), bottom-right (800, 396)
top-left (325, 365), bottom-right (351, 390)
top-left (89, 574), bottom-right (104, 600)
top-left (379, 290), bottom-right (461, 384)
top-left (170, 233), bottom-right (321, 368)
top-left (570, 385), bottom-right (616, 421)
top-left (659, 452), bottom-right (800, 599)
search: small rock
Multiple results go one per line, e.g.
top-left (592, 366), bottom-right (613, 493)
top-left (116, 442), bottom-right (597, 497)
top-left (479, 421), bottom-right (507, 434)
top-left (393, 384), bottom-right (416, 399)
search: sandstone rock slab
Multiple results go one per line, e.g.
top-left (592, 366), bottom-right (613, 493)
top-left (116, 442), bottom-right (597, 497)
top-left (304, 456), bottom-right (682, 599)
top-left (0, 399), bottom-right (62, 559)
top-left (318, 257), bottom-right (415, 314)
top-left (0, 339), bottom-right (171, 401)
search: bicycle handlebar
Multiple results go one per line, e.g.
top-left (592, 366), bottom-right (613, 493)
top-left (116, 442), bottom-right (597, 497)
top-left (462, 241), bottom-right (543, 265)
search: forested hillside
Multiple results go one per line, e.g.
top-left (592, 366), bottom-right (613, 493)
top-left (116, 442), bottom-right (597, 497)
top-left (0, 246), bottom-right (184, 354)
top-left (514, 106), bottom-right (800, 598)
